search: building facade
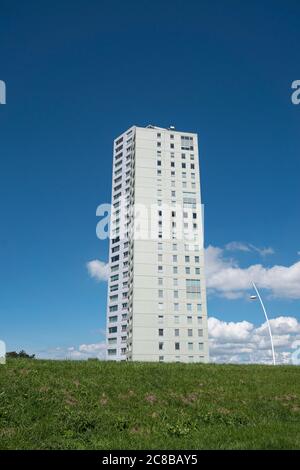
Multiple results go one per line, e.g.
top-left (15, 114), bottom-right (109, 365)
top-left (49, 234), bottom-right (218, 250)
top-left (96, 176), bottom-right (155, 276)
top-left (106, 125), bottom-right (209, 362)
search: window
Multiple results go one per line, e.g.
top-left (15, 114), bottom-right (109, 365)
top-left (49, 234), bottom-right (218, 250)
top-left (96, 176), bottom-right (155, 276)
top-left (198, 343), bottom-right (204, 351)
top-left (188, 329), bottom-right (193, 337)
top-left (185, 267), bottom-right (190, 274)
top-left (109, 315), bottom-right (118, 323)
top-left (157, 133), bottom-right (161, 138)
top-left (181, 135), bottom-right (194, 151)
top-left (185, 256), bottom-right (190, 263)
top-left (173, 266), bottom-right (178, 274)
top-left (109, 305), bottom-right (118, 312)
top-left (174, 303), bottom-right (179, 311)
top-left (116, 137), bottom-right (123, 145)
top-left (188, 342), bottom-right (193, 351)
top-left (175, 342), bottom-right (180, 350)
top-left (175, 329), bottom-right (179, 337)
top-left (158, 278), bottom-right (163, 286)
top-left (158, 315), bottom-right (164, 323)
top-left (110, 274), bottom-right (119, 282)
top-left (157, 160), bottom-right (161, 166)
top-left (108, 349), bottom-right (117, 356)
top-left (197, 304), bottom-right (202, 313)
top-left (174, 315), bottom-right (179, 324)
top-left (109, 327), bottom-right (117, 334)
top-left (158, 303), bottom-right (164, 310)
top-left (170, 143), bottom-right (174, 149)
top-left (187, 316), bottom-right (192, 323)
top-left (195, 256), bottom-right (200, 263)
top-left (159, 329), bottom-right (164, 336)
top-left (158, 290), bottom-right (163, 298)
top-left (182, 162), bottom-right (186, 169)
top-left (174, 290), bottom-right (179, 299)
top-left (195, 267), bottom-right (200, 275)
top-left (198, 329), bottom-right (203, 337)
top-left (159, 356), bottom-right (164, 362)
top-left (173, 255), bottom-right (177, 262)
top-left (187, 303), bottom-right (192, 311)
top-left (186, 279), bottom-right (200, 292)
top-left (172, 243), bottom-right (177, 250)
top-left (159, 342), bottom-right (164, 350)
top-left (171, 161), bottom-right (175, 167)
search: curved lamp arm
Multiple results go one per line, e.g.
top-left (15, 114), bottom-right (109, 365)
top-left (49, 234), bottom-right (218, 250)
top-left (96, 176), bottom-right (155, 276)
top-left (252, 281), bottom-right (276, 365)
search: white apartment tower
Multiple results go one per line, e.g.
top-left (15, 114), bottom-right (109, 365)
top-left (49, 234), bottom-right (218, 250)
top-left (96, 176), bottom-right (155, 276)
top-left (106, 125), bottom-right (209, 363)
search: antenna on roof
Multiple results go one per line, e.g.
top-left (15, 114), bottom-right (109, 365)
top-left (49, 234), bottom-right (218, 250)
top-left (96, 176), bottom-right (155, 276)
top-left (169, 125), bottom-right (175, 130)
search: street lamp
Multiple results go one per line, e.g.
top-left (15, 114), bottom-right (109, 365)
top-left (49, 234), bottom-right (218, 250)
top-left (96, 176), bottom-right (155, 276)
top-left (250, 281), bottom-right (276, 365)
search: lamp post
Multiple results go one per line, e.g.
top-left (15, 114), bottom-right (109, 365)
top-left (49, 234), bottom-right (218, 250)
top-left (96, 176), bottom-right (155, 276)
top-left (250, 281), bottom-right (276, 365)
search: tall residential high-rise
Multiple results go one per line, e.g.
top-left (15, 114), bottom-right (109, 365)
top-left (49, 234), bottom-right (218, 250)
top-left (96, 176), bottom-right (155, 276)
top-left (106, 125), bottom-right (209, 363)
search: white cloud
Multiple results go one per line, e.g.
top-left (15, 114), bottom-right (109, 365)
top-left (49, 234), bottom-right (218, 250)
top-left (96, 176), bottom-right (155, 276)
top-left (208, 317), bottom-right (254, 343)
top-left (86, 260), bottom-right (109, 282)
top-left (225, 241), bottom-right (251, 252)
top-left (225, 241), bottom-right (274, 256)
top-left (39, 316), bottom-right (300, 365)
top-left (79, 343), bottom-right (106, 354)
top-left (205, 245), bottom-right (300, 299)
top-left (209, 316), bottom-right (300, 364)
top-left (38, 341), bottom-right (107, 361)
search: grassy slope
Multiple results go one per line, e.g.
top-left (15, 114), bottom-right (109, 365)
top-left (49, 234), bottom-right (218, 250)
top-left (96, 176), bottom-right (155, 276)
top-left (0, 359), bottom-right (300, 450)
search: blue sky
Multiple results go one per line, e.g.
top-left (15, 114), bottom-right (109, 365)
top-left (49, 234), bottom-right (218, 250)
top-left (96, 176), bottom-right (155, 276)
top-left (0, 0), bottom-right (299, 362)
